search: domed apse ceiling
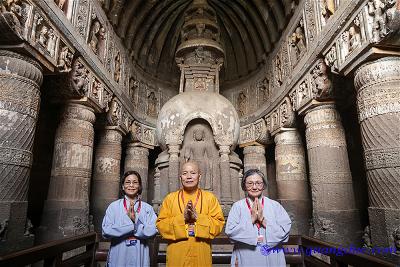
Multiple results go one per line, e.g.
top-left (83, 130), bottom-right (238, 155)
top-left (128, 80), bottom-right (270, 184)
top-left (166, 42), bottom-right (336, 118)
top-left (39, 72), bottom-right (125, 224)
top-left (102, 0), bottom-right (296, 85)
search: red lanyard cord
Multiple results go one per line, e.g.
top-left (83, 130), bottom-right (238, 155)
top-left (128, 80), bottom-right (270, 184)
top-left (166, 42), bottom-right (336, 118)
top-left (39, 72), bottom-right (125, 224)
top-left (245, 197), bottom-right (264, 229)
top-left (123, 197), bottom-right (142, 214)
top-left (178, 189), bottom-right (202, 214)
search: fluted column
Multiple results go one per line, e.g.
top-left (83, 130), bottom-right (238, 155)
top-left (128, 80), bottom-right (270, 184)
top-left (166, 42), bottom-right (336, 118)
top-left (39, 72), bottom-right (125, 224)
top-left (125, 143), bottom-right (149, 201)
top-left (354, 57), bottom-right (400, 247)
top-left (275, 129), bottom-right (311, 235)
top-left (91, 127), bottom-right (123, 233)
top-left (0, 50), bottom-right (43, 254)
top-left (38, 102), bottom-right (96, 243)
top-left (304, 104), bottom-right (361, 245)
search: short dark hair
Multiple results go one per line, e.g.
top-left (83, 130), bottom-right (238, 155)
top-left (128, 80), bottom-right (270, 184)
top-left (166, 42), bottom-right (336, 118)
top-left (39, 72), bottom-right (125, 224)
top-left (122, 170), bottom-right (142, 195)
top-left (241, 169), bottom-right (268, 191)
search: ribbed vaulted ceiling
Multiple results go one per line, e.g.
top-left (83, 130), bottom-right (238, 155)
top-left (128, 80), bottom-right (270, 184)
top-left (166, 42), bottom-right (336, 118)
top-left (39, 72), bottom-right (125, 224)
top-left (102, 0), bottom-right (296, 84)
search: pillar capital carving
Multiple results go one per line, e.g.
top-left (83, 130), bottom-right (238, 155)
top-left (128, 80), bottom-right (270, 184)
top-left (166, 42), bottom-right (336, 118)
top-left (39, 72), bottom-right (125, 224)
top-left (243, 145), bottom-right (265, 155)
top-left (62, 101), bottom-right (96, 124)
top-left (274, 128), bottom-right (301, 145)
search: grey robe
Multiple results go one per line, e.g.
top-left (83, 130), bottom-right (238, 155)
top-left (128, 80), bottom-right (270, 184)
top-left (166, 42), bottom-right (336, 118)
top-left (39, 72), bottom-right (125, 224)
top-left (225, 196), bottom-right (291, 267)
top-left (102, 197), bottom-right (158, 267)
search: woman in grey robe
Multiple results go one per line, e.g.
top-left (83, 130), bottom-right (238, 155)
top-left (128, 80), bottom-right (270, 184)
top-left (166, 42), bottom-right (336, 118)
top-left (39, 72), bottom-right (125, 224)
top-left (226, 169), bottom-right (291, 267)
top-left (102, 171), bottom-right (158, 267)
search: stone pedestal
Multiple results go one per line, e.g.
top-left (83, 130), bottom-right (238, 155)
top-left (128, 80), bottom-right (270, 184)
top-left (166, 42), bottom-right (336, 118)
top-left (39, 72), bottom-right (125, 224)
top-left (304, 104), bottom-right (361, 245)
top-left (354, 57), bottom-right (400, 247)
top-left (125, 143), bottom-right (149, 201)
top-left (0, 50), bottom-right (43, 254)
top-left (37, 102), bottom-right (96, 243)
top-left (91, 127), bottom-right (123, 233)
top-left (275, 129), bottom-right (311, 235)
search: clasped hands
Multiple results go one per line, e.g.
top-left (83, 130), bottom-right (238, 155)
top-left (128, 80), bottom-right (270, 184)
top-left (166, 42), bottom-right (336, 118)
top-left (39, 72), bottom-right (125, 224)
top-left (127, 201), bottom-right (135, 222)
top-left (251, 198), bottom-right (266, 228)
top-left (184, 200), bottom-right (198, 224)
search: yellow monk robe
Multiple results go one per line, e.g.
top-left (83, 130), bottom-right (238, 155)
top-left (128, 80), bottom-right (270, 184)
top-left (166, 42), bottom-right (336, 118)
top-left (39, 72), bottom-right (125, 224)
top-left (156, 189), bottom-right (225, 267)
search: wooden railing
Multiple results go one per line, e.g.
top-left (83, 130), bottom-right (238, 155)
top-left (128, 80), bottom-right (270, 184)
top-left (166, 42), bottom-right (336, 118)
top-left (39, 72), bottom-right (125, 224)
top-left (0, 232), bottom-right (96, 267)
top-left (97, 234), bottom-right (399, 267)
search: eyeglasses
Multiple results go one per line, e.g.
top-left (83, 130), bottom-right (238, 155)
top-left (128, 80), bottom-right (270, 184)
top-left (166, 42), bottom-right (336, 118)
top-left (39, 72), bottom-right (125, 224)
top-left (124, 181), bottom-right (139, 186)
top-left (245, 181), bottom-right (264, 188)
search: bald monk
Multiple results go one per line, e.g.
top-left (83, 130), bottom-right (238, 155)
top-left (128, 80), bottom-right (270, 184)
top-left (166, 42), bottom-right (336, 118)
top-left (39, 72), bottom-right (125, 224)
top-left (156, 161), bottom-right (225, 266)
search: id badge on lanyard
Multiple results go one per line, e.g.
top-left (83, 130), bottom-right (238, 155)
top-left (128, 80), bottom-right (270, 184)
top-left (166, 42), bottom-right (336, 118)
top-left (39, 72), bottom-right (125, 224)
top-left (125, 237), bottom-right (137, 246)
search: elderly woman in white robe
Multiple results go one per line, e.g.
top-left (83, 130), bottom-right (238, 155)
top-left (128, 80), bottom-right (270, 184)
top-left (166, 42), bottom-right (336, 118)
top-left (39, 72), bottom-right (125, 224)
top-left (225, 169), bottom-right (291, 267)
top-left (102, 171), bottom-right (158, 267)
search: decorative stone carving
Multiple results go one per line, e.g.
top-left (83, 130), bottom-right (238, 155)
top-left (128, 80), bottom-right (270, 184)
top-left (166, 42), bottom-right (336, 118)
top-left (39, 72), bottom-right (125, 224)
top-left (90, 77), bottom-right (102, 103)
top-left (88, 16), bottom-right (105, 56)
top-left (367, 0), bottom-right (396, 42)
top-left (70, 59), bottom-right (89, 97)
top-left (106, 97), bottom-right (122, 126)
top-left (320, 0), bottom-right (336, 26)
top-left (181, 123), bottom-right (219, 191)
top-left (57, 45), bottom-right (74, 72)
top-left (311, 59), bottom-right (333, 100)
top-left (274, 54), bottom-right (283, 86)
top-left (75, 0), bottom-right (89, 37)
top-left (289, 19), bottom-right (307, 66)
top-left (0, 0), bottom-right (24, 39)
top-left (305, 0), bottom-right (317, 43)
top-left (147, 91), bottom-right (157, 117)
top-left (129, 77), bottom-right (139, 104)
top-left (114, 51), bottom-right (121, 83)
top-left (362, 225), bottom-right (372, 248)
top-left (280, 97), bottom-right (296, 128)
top-left (393, 226), bottom-right (400, 254)
top-left (324, 45), bottom-right (338, 72)
top-left (237, 91), bottom-right (247, 116)
top-left (257, 77), bottom-right (269, 105)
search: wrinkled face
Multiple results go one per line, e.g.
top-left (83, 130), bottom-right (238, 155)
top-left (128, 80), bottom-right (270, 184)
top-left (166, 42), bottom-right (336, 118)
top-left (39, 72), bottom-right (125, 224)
top-left (122, 174), bottom-right (140, 198)
top-left (180, 162), bottom-right (201, 191)
top-left (245, 174), bottom-right (264, 199)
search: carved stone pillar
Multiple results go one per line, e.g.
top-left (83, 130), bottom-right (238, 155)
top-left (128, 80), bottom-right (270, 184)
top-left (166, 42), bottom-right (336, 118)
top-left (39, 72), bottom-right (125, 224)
top-left (91, 127), bottom-right (123, 233)
top-left (354, 57), bottom-right (400, 247)
top-left (168, 145), bottom-right (180, 192)
top-left (38, 102), bottom-right (96, 243)
top-left (125, 143), bottom-right (150, 201)
top-left (275, 129), bottom-right (311, 235)
top-left (0, 50), bottom-right (43, 254)
top-left (219, 145), bottom-right (232, 214)
top-left (304, 104), bottom-right (361, 245)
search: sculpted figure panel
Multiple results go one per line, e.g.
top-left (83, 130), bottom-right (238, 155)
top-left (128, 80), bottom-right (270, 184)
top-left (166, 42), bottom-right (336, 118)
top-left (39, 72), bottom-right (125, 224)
top-left (181, 122), bottom-right (219, 191)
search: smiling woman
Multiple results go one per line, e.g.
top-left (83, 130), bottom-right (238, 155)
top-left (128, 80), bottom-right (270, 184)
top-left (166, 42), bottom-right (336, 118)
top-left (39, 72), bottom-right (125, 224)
top-left (101, 171), bottom-right (158, 267)
top-left (225, 169), bottom-right (292, 267)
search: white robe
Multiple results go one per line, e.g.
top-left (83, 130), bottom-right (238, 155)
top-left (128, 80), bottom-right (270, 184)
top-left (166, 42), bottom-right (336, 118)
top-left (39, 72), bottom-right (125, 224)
top-left (225, 196), bottom-right (291, 267)
top-left (102, 196), bottom-right (158, 267)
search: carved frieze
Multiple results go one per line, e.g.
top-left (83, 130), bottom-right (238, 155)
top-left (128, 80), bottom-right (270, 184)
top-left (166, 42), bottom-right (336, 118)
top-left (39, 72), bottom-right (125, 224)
top-left (88, 13), bottom-right (106, 60)
top-left (289, 18), bottom-right (307, 67)
top-left (129, 120), bottom-right (156, 147)
top-left (239, 118), bottom-right (271, 145)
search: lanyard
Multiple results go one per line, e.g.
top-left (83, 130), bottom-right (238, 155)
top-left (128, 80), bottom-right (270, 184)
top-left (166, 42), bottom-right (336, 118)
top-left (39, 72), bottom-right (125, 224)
top-left (178, 189), bottom-right (202, 213)
top-left (123, 197), bottom-right (141, 214)
top-left (245, 197), bottom-right (264, 230)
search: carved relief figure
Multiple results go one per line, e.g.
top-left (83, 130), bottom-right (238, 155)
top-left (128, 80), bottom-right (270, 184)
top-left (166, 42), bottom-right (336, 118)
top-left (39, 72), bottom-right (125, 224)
top-left (298, 81), bottom-right (308, 104)
top-left (47, 28), bottom-right (57, 57)
top-left (147, 91), bottom-right (157, 117)
top-left (368, 0), bottom-right (396, 42)
top-left (275, 56), bottom-right (283, 86)
top-left (1, 0), bottom-right (22, 16)
top-left (114, 52), bottom-right (121, 83)
top-left (325, 45), bottom-right (338, 71)
top-left (57, 46), bottom-right (73, 72)
top-left (312, 60), bottom-right (332, 99)
top-left (31, 13), bottom-right (43, 43)
top-left (89, 20), bottom-right (103, 54)
top-left (107, 98), bottom-right (121, 125)
top-left (362, 226), bottom-right (372, 248)
top-left (182, 123), bottom-right (219, 190)
top-left (57, 0), bottom-right (66, 10)
top-left (257, 78), bottom-right (269, 102)
top-left (348, 26), bottom-right (361, 53)
top-left (194, 77), bottom-right (206, 91)
top-left (71, 61), bottom-right (89, 96)
top-left (321, 0), bottom-right (335, 25)
top-left (340, 31), bottom-right (350, 59)
top-left (129, 77), bottom-right (139, 103)
top-left (237, 91), bottom-right (247, 116)
top-left (38, 25), bottom-right (49, 47)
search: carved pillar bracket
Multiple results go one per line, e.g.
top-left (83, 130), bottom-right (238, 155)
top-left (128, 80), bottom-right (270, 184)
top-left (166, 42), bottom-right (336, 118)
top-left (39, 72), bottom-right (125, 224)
top-left (91, 126), bottom-right (123, 233)
top-left (125, 143), bottom-right (150, 201)
top-left (0, 50), bottom-right (43, 254)
top-left (304, 103), bottom-right (362, 245)
top-left (37, 102), bottom-right (96, 243)
top-left (354, 56), bottom-right (400, 247)
top-left (274, 128), bottom-right (311, 235)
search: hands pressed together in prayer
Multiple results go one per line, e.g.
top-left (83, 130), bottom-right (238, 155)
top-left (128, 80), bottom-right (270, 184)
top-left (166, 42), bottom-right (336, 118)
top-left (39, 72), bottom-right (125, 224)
top-left (184, 200), bottom-right (198, 224)
top-left (251, 198), bottom-right (266, 228)
top-left (127, 201), bottom-right (135, 222)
